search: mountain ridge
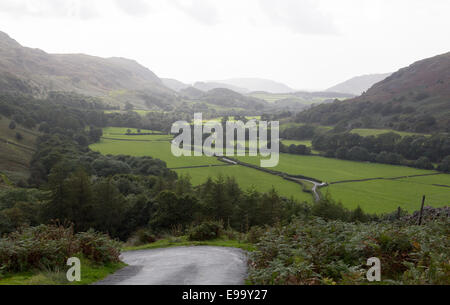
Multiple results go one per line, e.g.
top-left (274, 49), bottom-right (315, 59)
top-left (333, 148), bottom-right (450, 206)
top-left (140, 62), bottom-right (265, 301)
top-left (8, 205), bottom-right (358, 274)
top-left (326, 73), bottom-right (392, 95)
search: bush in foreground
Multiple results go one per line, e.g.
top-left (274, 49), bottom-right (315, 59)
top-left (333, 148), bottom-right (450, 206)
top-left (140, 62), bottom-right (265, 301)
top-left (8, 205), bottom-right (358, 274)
top-left (248, 217), bottom-right (449, 285)
top-left (0, 224), bottom-right (121, 274)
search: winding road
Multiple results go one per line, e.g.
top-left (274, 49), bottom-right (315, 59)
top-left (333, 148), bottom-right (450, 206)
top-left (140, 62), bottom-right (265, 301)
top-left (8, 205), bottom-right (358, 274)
top-left (95, 246), bottom-right (248, 285)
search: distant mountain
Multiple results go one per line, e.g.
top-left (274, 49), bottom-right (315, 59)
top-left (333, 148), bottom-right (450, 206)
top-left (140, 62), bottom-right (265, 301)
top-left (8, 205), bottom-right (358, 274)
top-left (179, 86), bottom-right (204, 99)
top-left (161, 78), bottom-right (190, 92)
top-left (185, 88), bottom-right (268, 110)
top-left (193, 82), bottom-right (248, 94)
top-left (217, 78), bottom-right (294, 94)
top-left (326, 73), bottom-right (392, 95)
top-left (297, 52), bottom-right (450, 132)
top-left (0, 31), bottom-right (176, 109)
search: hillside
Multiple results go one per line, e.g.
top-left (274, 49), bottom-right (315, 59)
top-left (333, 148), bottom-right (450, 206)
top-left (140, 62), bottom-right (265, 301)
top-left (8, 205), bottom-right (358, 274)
top-left (189, 88), bottom-right (268, 110)
top-left (0, 117), bottom-right (39, 186)
top-left (215, 78), bottom-right (294, 94)
top-left (0, 31), bottom-right (176, 109)
top-left (161, 78), bottom-right (190, 92)
top-left (193, 81), bottom-right (249, 94)
top-left (326, 73), bottom-right (392, 95)
top-left (297, 52), bottom-right (450, 132)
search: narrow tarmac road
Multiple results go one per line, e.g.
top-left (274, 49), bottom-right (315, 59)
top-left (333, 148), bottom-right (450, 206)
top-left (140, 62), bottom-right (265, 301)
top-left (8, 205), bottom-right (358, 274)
top-left (95, 246), bottom-right (248, 285)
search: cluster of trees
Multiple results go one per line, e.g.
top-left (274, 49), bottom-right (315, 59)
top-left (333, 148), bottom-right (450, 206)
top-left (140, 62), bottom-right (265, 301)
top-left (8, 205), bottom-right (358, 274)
top-left (0, 170), bottom-right (310, 241)
top-left (280, 143), bottom-right (311, 155)
top-left (312, 132), bottom-right (450, 170)
top-left (281, 124), bottom-right (318, 140)
top-left (295, 98), bottom-right (447, 133)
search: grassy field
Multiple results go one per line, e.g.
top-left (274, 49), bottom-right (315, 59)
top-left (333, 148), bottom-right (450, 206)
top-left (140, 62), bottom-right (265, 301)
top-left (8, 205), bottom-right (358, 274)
top-left (90, 138), bottom-right (223, 168)
top-left (236, 154), bottom-right (436, 182)
top-left (325, 179), bottom-right (449, 214)
top-left (175, 166), bottom-right (312, 202)
top-left (90, 127), bottom-right (449, 214)
top-left (248, 93), bottom-right (295, 103)
top-left (0, 119), bottom-right (39, 184)
top-left (235, 153), bottom-right (449, 213)
top-left (350, 128), bottom-right (429, 137)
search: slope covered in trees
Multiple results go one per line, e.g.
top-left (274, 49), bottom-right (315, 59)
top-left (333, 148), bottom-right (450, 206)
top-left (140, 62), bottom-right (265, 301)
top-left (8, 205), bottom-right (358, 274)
top-left (297, 52), bottom-right (450, 132)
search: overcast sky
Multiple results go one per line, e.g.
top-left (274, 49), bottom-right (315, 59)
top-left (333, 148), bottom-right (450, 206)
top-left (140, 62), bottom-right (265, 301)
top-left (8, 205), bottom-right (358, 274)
top-left (0, 0), bottom-right (449, 90)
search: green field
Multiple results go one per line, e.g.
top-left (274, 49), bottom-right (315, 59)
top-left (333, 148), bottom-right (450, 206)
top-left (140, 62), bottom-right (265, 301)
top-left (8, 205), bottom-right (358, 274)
top-left (325, 179), bottom-right (449, 214)
top-left (236, 154), bottom-right (436, 183)
top-left (175, 166), bottom-right (312, 202)
top-left (248, 93), bottom-right (295, 103)
top-left (90, 127), bottom-right (450, 214)
top-left (350, 128), bottom-right (429, 137)
top-left (90, 138), bottom-right (223, 168)
top-left (0, 119), bottom-right (40, 183)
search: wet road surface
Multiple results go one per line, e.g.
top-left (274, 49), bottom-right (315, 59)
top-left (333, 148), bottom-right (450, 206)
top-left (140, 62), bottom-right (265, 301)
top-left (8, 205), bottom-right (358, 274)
top-left (95, 246), bottom-right (248, 285)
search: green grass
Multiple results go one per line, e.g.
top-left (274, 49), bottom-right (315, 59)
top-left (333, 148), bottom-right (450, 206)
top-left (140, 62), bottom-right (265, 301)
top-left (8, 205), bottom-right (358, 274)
top-left (248, 93), bottom-right (295, 103)
top-left (396, 174), bottom-right (450, 186)
top-left (90, 138), bottom-right (223, 168)
top-left (0, 258), bottom-right (125, 285)
top-left (0, 118), bottom-right (39, 183)
top-left (175, 166), bottom-right (312, 202)
top-left (90, 128), bottom-right (314, 201)
top-left (90, 127), bottom-right (449, 214)
top-left (325, 179), bottom-right (449, 214)
top-left (124, 236), bottom-right (256, 252)
top-left (236, 154), bottom-right (436, 183)
top-left (350, 128), bottom-right (429, 137)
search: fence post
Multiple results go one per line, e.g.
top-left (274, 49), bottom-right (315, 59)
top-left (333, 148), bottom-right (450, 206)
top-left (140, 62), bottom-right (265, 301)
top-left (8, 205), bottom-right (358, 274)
top-left (418, 195), bottom-right (426, 225)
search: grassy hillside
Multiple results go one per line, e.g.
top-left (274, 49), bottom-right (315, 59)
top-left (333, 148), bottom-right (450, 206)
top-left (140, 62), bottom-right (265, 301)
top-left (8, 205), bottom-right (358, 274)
top-left (0, 31), bottom-right (176, 109)
top-left (0, 118), bottom-right (39, 185)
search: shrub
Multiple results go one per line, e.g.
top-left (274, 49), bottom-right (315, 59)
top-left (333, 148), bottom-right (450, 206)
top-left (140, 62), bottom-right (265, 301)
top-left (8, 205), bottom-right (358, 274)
top-left (128, 228), bottom-right (156, 246)
top-left (188, 221), bottom-right (222, 241)
top-left (248, 217), bottom-right (450, 285)
top-left (76, 229), bottom-right (121, 264)
top-left (0, 224), bottom-right (121, 274)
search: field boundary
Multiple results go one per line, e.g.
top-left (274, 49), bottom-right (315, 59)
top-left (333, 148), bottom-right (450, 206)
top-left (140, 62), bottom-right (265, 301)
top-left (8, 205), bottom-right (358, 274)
top-left (169, 164), bottom-right (234, 170)
top-left (101, 137), bottom-right (172, 142)
top-left (330, 173), bottom-right (443, 185)
top-left (0, 137), bottom-right (36, 152)
top-left (218, 157), bottom-right (326, 202)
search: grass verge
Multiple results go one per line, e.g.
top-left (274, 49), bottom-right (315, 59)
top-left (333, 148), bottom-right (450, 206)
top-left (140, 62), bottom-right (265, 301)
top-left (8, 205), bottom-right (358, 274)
top-left (0, 257), bottom-right (125, 285)
top-left (123, 236), bottom-right (256, 252)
